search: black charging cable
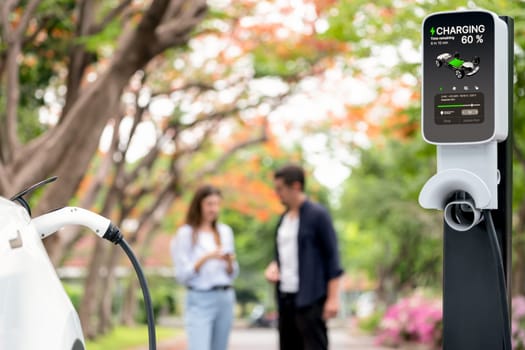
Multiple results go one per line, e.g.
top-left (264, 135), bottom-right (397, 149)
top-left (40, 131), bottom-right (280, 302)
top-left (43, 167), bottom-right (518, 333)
top-left (483, 210), bottom-right (512, 350)
top-left (104, 225), bottom-right (157, 350)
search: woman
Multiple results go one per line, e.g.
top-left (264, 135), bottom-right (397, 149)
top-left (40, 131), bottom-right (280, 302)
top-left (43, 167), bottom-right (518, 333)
top-left (170, 185), bottom-right (238, 350)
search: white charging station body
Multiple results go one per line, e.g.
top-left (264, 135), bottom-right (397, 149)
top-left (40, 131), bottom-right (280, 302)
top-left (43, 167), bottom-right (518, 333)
top-left (419, 10), bottom-right (508, 215)
top-left (0, 197), bottom-right (85, 350)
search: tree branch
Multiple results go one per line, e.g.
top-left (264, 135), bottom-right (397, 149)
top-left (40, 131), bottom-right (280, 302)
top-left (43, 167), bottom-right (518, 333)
top-left (14, 0), bottom-right (43, 41)
top-left (127, 193), bottom-right (175, 246)
top-left (0, 52), bottom-right (5, 78)
top-left (89, 0), bottom-right (133, 35)
top-left (128, 175), bottom-right (179, 244)
top-left (3, 40), bottom-right (21, 162)
top-left (154, 0), bottom-right (207, 51)
top-left (108, 0), bottom-right (173, 76)
top-left (1, 0), bottom-right (44, 162)
top-left (0, 2), bottom-right (17, 161)
top-left (171, 81), bottom-right (215, 93)
top-left (12, 0), bottom-right (208, 218)
top-left (162, 0), bottom-right (185, 22)
top-left (121, 106), bottom-right (147, 163)
top-left (53, 114), bottom-right (125, 265)
top-left (0, 0), bottom-right (17, 41)
top-left (22, 15), bottom-right (50, 46)
top-left (0, 164), bottom-right (10, 195)
top-left (138, 0), bottom-right (171, 33)
top-left (189, 124), bottom-right (268, 182)
top-left (62, 0), bottom-right (96, 116)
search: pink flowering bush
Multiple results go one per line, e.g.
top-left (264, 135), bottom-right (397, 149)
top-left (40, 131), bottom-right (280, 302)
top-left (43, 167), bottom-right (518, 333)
top-left (376, 294), bottom-right (525, 349)
top-left (512, 295), bottom-right (525, 350)
top-left (375, 293), bottom-right (442, 349)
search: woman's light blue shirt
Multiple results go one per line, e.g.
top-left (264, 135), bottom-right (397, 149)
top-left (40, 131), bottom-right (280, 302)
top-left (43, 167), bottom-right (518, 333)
top-left (170, 223), bottom-right (239, 290)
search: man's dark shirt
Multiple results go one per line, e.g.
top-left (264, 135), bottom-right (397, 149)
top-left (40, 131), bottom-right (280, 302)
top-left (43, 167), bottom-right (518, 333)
top-left (275, 199), bottom-right (344, 307)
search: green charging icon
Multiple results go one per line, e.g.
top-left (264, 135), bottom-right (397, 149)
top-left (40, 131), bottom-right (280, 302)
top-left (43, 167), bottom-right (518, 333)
top-left (435, 52), bottom-right (480, 79)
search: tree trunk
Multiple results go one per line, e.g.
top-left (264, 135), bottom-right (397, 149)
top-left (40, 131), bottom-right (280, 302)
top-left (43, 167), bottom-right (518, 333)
top-left (121, 278), bottom-right (139, 326)
top-left (51, 112), bottom-right (124, 266)
top-left (4, 0), bottom-right (202, 238)
top-left (98, 245), bottom-right (122, 335)
top-left (62, 0), bottom-right (96, 117)
top-left (40, 70), bottom-right (129, 260)
top-left (78, 239), bottom-right (110, 339)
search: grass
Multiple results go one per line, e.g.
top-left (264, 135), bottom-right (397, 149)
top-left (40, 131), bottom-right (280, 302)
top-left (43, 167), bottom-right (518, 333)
top-left (357, 310), bottom-right (384, 334)
top-left (85, 325), bottom-right (180, 350)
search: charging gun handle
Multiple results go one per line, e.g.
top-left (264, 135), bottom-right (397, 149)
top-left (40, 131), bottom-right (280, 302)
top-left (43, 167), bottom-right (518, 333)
top-left (32, 207), bottom-right (111, 239)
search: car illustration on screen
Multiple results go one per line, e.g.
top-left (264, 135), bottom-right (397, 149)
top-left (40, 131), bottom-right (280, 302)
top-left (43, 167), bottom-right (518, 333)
top-left (435, 52), bottom-right (480, 79)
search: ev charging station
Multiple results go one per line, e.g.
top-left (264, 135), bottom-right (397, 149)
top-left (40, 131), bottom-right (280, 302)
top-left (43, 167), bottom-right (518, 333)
top-left (419, 10), bottom-right (513, 349)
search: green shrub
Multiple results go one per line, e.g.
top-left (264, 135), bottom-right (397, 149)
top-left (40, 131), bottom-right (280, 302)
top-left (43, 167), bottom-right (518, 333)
top-left (85, 326), bottom-right (177, 350)
top-left (358, 310), bottom-right (384, 333)
top-left (136, 278), bottom-right (178, 324)
top-left (63, 282), bottom-right (84, 311)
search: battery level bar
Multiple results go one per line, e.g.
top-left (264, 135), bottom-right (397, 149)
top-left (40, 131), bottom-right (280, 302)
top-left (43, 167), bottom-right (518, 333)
top-left (437, 103), bottom-right (481, 108)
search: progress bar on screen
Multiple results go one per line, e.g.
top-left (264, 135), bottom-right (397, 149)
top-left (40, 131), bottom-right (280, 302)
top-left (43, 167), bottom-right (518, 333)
top-left (437, 103), bottom-right (482, 108)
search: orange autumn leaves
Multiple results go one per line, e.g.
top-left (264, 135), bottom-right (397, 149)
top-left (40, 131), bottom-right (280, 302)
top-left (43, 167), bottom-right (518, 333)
top-left (212, 0), bottom-right (348, 69)
top-left (211, 154), bottom-right (284, 222)
top-left (339, 81), bottom-right (420, 141)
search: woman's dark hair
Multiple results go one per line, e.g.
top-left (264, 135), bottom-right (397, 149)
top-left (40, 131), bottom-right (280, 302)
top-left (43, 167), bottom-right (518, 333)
top-left (274, 164), bottom-right (305, 191)
top-left (186, 184), bottom-right (222, 246)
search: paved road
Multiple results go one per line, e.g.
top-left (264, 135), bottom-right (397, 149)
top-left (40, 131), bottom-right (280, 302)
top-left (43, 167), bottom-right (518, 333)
top-left (228, 327), bottom-right (388, 350)
top-left (138, 325), bottom-right (390, 350)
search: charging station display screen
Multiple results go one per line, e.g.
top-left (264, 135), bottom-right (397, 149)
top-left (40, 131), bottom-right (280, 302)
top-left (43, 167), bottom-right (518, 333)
top-left (423, 12), bottom-right (495, 143)
top-left (434, 93), bottom-right (484, 124)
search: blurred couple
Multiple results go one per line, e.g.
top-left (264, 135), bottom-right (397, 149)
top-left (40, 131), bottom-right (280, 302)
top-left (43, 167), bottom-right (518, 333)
top-left (171, 164), bottom-right (343, 350)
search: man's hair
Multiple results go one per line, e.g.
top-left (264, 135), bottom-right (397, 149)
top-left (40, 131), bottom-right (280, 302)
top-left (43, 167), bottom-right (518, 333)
top-left (274, 164), bottom-right (305, 191)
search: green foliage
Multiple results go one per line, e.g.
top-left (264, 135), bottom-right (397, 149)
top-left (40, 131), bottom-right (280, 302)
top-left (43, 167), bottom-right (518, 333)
top-left (63, 281), bottom-right (84, 311)
top-left (0, 94), bottom-right (45, 144)
top-left (135, 277), bottom-right (178, 324)
top-left (77, 20), bottom-right (122, 53)
top-left (222, 208), bottom-right (277, 299)
top-left (323, 0), bottom-right (525, 297)
top-left (1, 0), bottom-right (77, 144)
top-left (336, 139), bottom-right (443, 292)
top-left (85, 326), bottom-right (176, 350)
top-left (235, 288), bottom-right (260, 308)
top-left (39, 0), bottom-right (76, 13)
top-left (253, 44), bottom-right (316, 78)
top-left (358, 309), bottom-right (385, 333)
top-left (21, 0), bottom-right (76, 93)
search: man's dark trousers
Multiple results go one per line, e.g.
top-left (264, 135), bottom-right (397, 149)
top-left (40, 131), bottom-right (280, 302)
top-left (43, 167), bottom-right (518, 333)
top-left (278, 293), bottom-right (328, 350)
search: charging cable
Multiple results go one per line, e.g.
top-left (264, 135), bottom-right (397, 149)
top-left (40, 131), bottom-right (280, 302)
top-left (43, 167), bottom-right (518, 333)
top-left (32, 208), bottom-right (157, 350)
top-left (483, 210), bottom-right (512, 350)
top-left (103, 225), bottom-right (157, 350)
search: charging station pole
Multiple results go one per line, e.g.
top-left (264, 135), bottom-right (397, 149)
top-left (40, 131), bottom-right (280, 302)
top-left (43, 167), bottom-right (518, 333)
top-left (497, 16), bottom-right (513, 308)
top-left (418, 11), bottom-right (513, 349)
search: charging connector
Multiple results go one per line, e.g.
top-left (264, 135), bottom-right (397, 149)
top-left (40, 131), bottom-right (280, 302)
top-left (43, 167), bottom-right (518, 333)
top-left (31, 208), bottom-right (157, 350)
top-left (443, 192), bottom-right (483, 232)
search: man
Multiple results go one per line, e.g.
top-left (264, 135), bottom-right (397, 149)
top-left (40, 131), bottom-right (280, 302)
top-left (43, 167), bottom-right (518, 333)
top-left (265, 164), bottom-right (344, 350)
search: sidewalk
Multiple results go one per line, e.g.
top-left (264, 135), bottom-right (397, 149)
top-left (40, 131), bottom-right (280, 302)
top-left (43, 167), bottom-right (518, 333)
top-left (131, 318), bottom-right (390, 350)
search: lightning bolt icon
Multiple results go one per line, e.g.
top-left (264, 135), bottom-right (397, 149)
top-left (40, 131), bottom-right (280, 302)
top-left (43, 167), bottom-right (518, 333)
top-left (430, 27), bottom-right (436, 36)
